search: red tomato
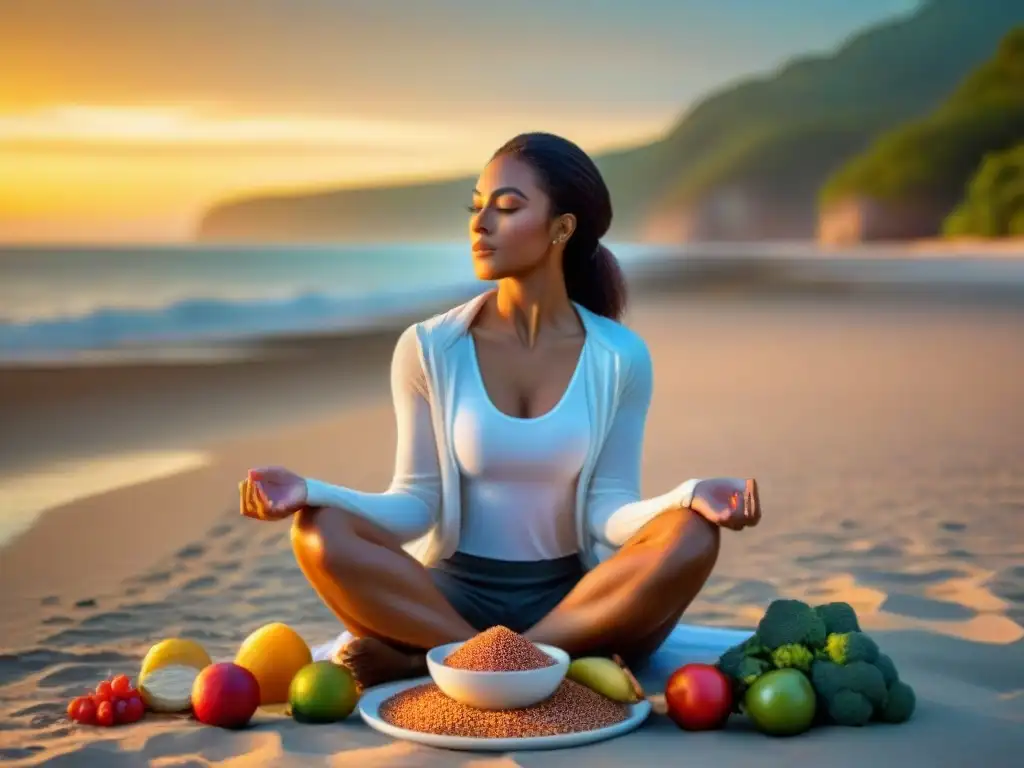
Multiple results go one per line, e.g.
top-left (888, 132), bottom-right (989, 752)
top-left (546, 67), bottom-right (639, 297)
top-left (67, 696), bottom-right (96, 725)
top-left (110, 675), bottom-right (133, 697)
top-left (664, 663), bottom-right (733, 731)
top-left (95, 680), bottom-right (114, 701)
top-left (122, 696), bottom-right (145, 724)
top-left (113, 697), bottom-right (129, 724)
top-left (95, 700), bottom-right (115, 727)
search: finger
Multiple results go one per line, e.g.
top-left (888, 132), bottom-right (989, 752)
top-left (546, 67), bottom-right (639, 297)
top-left (711, 507), bottom-right (742, 530)
top-left (748, 478), bottom-right (761, 525)
top-left (239, 480), bottom-right (250, 517)
top-left (247, 478), bottom-right (266, 520)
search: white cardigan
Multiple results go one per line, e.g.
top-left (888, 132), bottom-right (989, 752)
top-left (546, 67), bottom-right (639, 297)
top-left (305, 290), bottom-right (700, 570)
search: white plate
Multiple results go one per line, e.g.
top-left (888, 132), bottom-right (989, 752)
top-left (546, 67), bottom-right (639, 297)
top-left (358, 676), bottom-right (652, 752)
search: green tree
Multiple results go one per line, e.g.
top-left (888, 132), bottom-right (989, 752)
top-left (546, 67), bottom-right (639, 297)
top-left (821, 26), bottom-right (1024, 217)
top-left (943, 143), bottom-right (1024, 237)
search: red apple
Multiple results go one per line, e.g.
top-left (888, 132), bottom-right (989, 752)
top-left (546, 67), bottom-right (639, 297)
top-left (191, 662), bottom-right (261, 729)
top-left (664, 663), bottom-right (733, 731)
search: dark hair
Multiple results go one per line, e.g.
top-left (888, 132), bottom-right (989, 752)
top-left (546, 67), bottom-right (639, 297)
top-left (492, 132), bottom-right (628, 321)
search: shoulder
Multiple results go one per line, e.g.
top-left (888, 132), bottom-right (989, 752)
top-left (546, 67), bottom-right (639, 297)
top-left (414, 292), bottom-right (491, 343)
top-left (579, 307), bottom-right (652, 381)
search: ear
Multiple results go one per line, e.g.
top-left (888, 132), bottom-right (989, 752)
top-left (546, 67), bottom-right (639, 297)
top-left (550, 213), bottom-right (577, 246)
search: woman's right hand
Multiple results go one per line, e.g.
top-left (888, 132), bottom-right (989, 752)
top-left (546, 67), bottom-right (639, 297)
top-left (239, 467), bottom-right (308, 521)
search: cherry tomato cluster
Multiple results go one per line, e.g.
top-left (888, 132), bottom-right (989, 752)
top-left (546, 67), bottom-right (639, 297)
top-left (67, 674), bottom-right (146, 727)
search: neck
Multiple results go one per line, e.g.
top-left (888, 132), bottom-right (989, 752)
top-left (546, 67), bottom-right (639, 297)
top-left (494, 264), bottom-right (574, 349)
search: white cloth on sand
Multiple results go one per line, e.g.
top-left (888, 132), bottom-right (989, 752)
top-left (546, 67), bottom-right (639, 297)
top-left (311, 623), bottom-right (752, 690)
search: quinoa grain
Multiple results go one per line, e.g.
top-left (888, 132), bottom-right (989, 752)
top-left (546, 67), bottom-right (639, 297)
top-left (379, 679), bottom-right (630, 738)
top-left (443, 625), bottom-right (555, 672)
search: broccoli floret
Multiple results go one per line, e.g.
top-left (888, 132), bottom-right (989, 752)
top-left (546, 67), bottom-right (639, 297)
top-left (771, 643), bottom-right (815, 672)
top-left (811, 659), bottom-right (889, 727)
top-left (878, 681), bottom-right (916, 723)
top-left (814, 601), bottom-right (861, 634)
top-left (717, 642), bottom-right (751, 679)
top-left (736, 656), bottom-right (772, 685)
top-left (738, 633), bottom-right (771, 660)
top-left (717, 637), bottom-right (771, 708)
top-left (757, 599), bottom-right (828, 650)
top-left (828, 689), bottom-right (874, 726)
top-left (716, 634), bottom-right (774, 712)
top-left (825, 632), bottom-right (880, 665)
top-left (874, 653), bottom-right (899, 687)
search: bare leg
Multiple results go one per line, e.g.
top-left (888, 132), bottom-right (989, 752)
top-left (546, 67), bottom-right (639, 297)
top-left (525, 506), bottom-right (720, 660)
top-left (290, 506), bottom-right (477, 686)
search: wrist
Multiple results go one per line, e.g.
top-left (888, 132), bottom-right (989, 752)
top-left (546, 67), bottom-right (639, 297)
top-left (675, 478), bottom-right (700, 510)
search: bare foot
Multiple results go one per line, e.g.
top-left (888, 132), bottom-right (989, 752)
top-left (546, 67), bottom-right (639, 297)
top-left (332, 636), bottom-right (426, 689)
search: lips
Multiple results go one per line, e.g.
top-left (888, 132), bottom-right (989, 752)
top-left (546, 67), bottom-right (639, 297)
top-left (472, 243), bottom-right (496, 256)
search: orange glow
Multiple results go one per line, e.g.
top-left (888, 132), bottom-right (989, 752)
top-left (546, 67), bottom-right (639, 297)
top-left (0, 105), bottom-right (664, 243)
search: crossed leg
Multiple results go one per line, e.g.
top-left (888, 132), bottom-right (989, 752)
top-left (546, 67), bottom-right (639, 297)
top-left (291, 504), bottom-right (719, 686)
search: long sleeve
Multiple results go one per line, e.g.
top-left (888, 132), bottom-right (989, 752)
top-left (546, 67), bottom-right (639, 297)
top-left (303, 325), bottom-right (442, 543)
top-left (586, 336), bottom-right (701, 549)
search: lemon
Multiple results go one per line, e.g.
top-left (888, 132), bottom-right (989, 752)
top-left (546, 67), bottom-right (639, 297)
top-left (139, 638), bottom-right (212, 679)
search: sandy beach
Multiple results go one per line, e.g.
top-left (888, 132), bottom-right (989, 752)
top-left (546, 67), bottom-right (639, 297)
top-left (1, 286), bottom-right (1023, 766)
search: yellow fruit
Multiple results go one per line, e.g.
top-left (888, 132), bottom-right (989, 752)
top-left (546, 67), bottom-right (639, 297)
top-left (567, 657), bottom-right (640, 703)
top-left (234, 622), bottom-right (312, 705)
top-left (139, 638), bottom-right (212, 680)
top-left (138, 664), bottom-right (201, 713)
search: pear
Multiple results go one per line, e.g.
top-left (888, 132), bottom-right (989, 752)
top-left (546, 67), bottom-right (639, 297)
top-left (567, 656), bottom-right (644, 703)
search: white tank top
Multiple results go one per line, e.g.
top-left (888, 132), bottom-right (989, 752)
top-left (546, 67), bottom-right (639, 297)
top-left (452, 336), bottom-right (591, 561)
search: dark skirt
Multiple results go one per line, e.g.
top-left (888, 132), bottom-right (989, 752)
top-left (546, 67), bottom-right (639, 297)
top-left (429, 551), bottom-right (584, 634)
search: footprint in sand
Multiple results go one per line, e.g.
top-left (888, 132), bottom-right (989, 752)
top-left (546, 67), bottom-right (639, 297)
top-left (0, 649), bottom-right (133, 688)
top-left (181, 575), bottom-right (218, 592)
top-left (224, 537), bottom-right (247, 554)
top-left (882, 592), bottom-right (978, 621)
top-left (208, 522), bottom-right (234, 538)
top-left (136, 570), bottom-right (173, 585)
top-left (254, 562), bottom-right (291, 579)
top-left (852, 566), bottom-right (967, 587)
top-left (210, 560), bottom-right (241, 573)
top-left (0, 746), bottom-right (45, 761)
top-left (73, 599), bottom-right (96, 609)
top-left (39, 596), bottom-right (60, 607)
top-left (175, 543), bottom-right (206, 560)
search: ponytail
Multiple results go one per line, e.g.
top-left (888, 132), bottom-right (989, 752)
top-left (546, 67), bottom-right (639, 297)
top-left (562, 241), bottom-right (628, 321)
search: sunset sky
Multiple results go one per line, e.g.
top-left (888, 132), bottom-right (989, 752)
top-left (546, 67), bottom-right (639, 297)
top-left (2, 0), bottom-right (919, 243)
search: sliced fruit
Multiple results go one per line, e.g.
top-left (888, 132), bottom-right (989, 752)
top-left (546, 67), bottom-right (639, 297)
top-left (138, 664), bottom-right (201, 713)
top-left (139, 638), bottom-right (212, 679)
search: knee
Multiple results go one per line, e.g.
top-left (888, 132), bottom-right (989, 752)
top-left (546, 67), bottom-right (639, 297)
top-left (290, 506), bottom-right (360, 575)
top-left (658, 506), bottom-right (720, 578)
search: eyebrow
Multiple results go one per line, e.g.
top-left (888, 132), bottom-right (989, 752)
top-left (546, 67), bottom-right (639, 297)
top-left (471, 186), bottom-right (529, 201)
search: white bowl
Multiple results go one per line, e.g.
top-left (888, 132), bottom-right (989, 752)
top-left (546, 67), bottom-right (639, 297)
top-left (425, 640), bottom-right (569, 710)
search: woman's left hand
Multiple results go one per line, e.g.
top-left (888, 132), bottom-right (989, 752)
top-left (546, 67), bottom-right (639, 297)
top-left (689, 477), bottom-right (761, 531)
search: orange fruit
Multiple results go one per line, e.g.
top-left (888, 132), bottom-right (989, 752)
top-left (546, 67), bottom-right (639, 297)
top-left (234, 622), bottom-right (312, 705)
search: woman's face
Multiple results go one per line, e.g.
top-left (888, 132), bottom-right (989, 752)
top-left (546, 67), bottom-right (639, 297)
top-left (468, 154), bottom-right (563, 281)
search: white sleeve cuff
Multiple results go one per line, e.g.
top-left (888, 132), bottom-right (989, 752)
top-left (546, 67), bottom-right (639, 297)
top-left (675, 478), bottom-right (701, 510)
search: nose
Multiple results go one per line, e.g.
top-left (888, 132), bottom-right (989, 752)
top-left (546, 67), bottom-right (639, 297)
top-left (470, 208), bottom-right (491, 236)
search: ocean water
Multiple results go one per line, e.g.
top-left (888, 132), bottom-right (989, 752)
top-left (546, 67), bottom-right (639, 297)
top-left (0, 242), bottom-right (670, 362)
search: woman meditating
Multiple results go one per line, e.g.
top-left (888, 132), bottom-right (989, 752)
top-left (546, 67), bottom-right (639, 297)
top-left (239, 132), bottom-right (762, 688)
